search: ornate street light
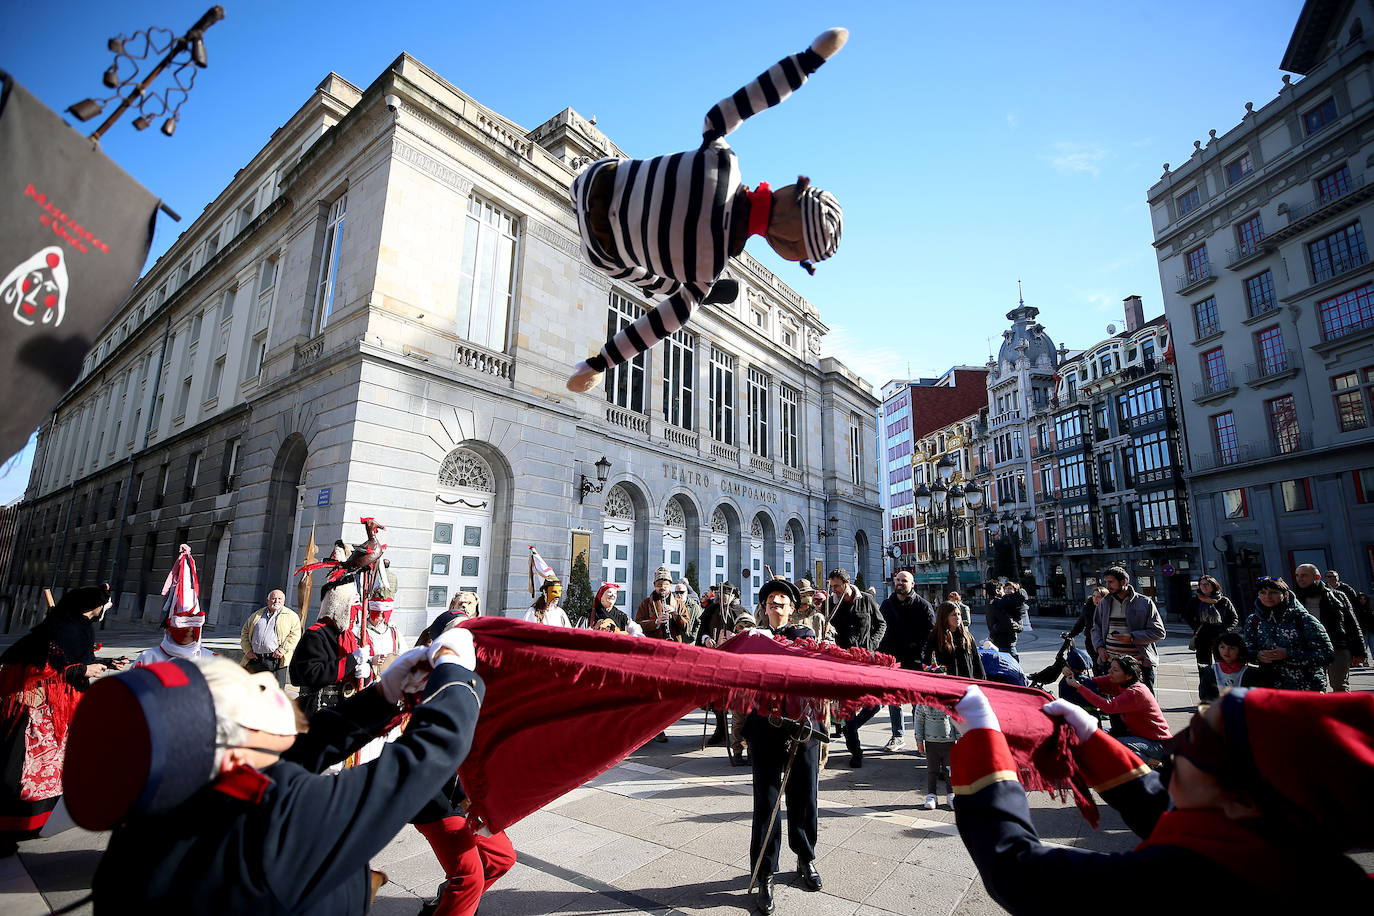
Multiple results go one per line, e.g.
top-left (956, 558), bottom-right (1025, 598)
top-left (916, 464), bottom-right (982, 597)
top-left (578, 455), bottom-right (612, 503)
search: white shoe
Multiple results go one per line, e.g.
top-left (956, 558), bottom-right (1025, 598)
top-left (944, 794), bottom-right (954, 808)
top-left (884, 736), bottom-right (906, 752)
top-left (922, 795), bottom-right (937, 810)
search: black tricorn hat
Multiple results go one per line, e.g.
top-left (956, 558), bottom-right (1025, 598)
top-left (65, 658), bottom-right (216, 831)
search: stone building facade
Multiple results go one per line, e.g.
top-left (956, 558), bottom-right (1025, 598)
top-left (1148, 0), bottom-right (1374, 605)
top-left (5, 55), bottom-right (880, 637)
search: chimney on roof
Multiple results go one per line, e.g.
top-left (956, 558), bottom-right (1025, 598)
top-left (1123, 295), bottom-right (1145, 333)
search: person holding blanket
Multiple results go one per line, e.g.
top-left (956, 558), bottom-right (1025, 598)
top-left (566, 28), bottom-right (847, 392)
top-left (950, 685), bottom-right (1373, 912)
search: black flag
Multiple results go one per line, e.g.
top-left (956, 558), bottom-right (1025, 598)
top-left (0, 70), bottom-right (160, 460)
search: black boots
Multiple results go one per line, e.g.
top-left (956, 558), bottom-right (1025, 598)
top-left (756, 874), bottom-right (776, 914)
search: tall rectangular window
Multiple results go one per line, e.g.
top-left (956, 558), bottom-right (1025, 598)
top-left (1333, 370), bottom-right (1369, 431)
top-left (207, 355), bottom-right (226, 402)
top-left (1245, 270), bottom-right (1276, 317)
top-left (1185, 244), bottom-right (1210, 283)
top-left (173, 375), bottom-right (192, 418)
top-left (1212, 412), bottom-right (1239, 465)
top-left (1308, 222), bottom-right (1366, 283)
top-left (1192, 297), bottom-right (1220, 338)
top-left (1267, 394), bottom-right (1301, 454)
top-left (1201, 347), bottom-right (1228, 392)
top-left (1318, 282), bottom-right (1374, 340)
top-left (185, 452), bottom-right (201, 503)
top-left (709, 347), bottom-right (735, 444)
top-left (746, 368), bottom-right (769, 457)
top-left (605, 292), bottom-right (646, 414)
top-left (1225, 152), bottom-right (1253, 185)
top-left (1234, 213), bottom-right (1264, 255)
top-left (779, 384), bottom-right (799, 468)
top-left (1317, 164), bottom-right (1352, 203)
top-left (1254, 326), bottom-right (1286, 375)
top-left (1280, 478), bottom-right (1312, 512)
top-left (849, 423), bottom-right (862, 485)
top-left (1177, 187), bottom-right (1199, 216)
top-left (1221, 488), bottom-right (1248, 519)
top-left (456, 194), bottom-right (519, 351)
top-left (314, 193), bottom-right (347, 331)
top-left (661, 329), bottom-right (693, 429)
top-left (1303, 97), bottom-right (1337, 135)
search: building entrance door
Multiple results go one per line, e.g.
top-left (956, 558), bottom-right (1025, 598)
top-left (601, 485), bottom-right (635, 613)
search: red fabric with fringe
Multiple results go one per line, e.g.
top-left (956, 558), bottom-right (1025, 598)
top-left (454, 618), bottom-right (1093, 833)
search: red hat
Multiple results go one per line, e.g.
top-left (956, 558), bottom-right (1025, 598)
top-left (161, 544), bottom-right (203, 635)
top-left (1222, 687), bottom-right (1374, 847)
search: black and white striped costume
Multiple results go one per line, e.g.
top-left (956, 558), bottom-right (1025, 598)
top-left (573, 45), bottom-right (832, 373)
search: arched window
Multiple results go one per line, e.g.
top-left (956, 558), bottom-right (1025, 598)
top-left (438, 448), bottom-right (496, 492)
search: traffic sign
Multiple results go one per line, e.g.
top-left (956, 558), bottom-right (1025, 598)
top-left (1160, 563), bottom-right (1176, 577)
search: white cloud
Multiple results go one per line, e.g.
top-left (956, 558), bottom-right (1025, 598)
top-left (820, 324), bottom-right (944, 390)
top-left (1045, 142), bottom-right (1108, 178)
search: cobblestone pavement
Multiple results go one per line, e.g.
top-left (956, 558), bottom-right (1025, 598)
top-left (3, 619), bottom-right (1370, 915)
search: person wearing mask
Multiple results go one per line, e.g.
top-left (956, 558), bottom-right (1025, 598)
top-left (1198, 632), bottom-right (1261, 703)
top-left (525, 576), bottom-right (571, 628)
top-left (240, 589), bottom-right (302, 688)
top-left (985, 581), bottom-right (1026, 660)
top-left (79, 630), bottom-right (484, 914)
top-left (878, 571), bottom-right (935, 752)
top-left (1062, 655), bottom-right (1171, 762)
top-left (1292, 564), bottom-right (1364, 691)
top-left (917, 601), bottom-right (985, 808)
top-left (290, 580), bottom-right (364, 715)
top-left (1241, 576), bottom-right (1334, 692)
top-left (636, 567), bottom-right (690, 641)
top-left (948, 683), bottom-right (1374, 911)
top-left (1090, 567), bottom-right (1166, 693)
top-left (741, 579), bottom-right (822, 913)
top-left (0, 584), bottom-right (116, 854)
top-left (590, 583), bottom-right (629, 632)
top-left (824, 568), bottom-right (886, 768)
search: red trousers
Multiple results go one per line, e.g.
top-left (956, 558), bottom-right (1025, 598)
top-left (414, 816), bottom-right (516, 916)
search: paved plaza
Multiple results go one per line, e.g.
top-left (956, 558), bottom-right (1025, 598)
top-left (2, 618), bottom-right (1370, 915)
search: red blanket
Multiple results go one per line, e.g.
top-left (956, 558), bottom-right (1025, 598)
top-left (456, 618), bottom-right (1093, 832)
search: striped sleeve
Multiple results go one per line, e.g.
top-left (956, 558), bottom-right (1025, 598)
top-left (702, 47), bottom-right (826, 143)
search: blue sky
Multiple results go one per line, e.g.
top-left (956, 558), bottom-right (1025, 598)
top-left (1, 0), bottom-right (1306, 500)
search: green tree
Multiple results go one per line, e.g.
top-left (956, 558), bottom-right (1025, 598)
top-left (684, 561), bottom-right (700, 595)
top-left (567, 551), bottom-right (594, 626)
top-left (854, 570), bottom-right (867, 593)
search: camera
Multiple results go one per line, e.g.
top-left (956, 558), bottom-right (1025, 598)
top-left (384, 94), bottom-right (400, 113)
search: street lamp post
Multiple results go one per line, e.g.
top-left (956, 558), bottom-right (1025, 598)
top-left (915, 455), bottom-right (984, 598)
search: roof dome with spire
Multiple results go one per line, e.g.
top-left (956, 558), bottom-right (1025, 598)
top-left (997, 286), bottom-right (1058, 374)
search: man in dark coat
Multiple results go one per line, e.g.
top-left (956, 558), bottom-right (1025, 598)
top-left (824, 568), bottom-right (887, 767)
top-left (90, 631), bottom-right (483, 915)
top-left (1294, 564), bottom-right (1365, 692)
top-left (877, 570), bottom-right (934, 752)
top-left (290, 580), bottom-right (362, 714)
top-left (742, 578), bottom-right (822, 914)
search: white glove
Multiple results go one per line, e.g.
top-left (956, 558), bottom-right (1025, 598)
top-left (352, 646), bottom-right (371, 664)
top-left (378, 646), bottom-right (432, 703)
top-left (566, 360), bottom-right (604, 393)
top-left (811, 27), bottom-right (849, 60)
top-left (954, 685), bottom-right (1001, 734)
top-left (1042, 699), bottom-right (1098, 742)
top-left (355, 660), bottom-right (372, 682)
top-left (429, 627), bottom-right (476, 671)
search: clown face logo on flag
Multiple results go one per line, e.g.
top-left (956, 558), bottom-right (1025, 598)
top-left (3, 246), bottom-right (68, 327)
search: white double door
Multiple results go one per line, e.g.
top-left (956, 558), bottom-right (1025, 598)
top-left (428, 503), bottom-right (492, 615)
top-left (601, 521), bottom-right (633, 612)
